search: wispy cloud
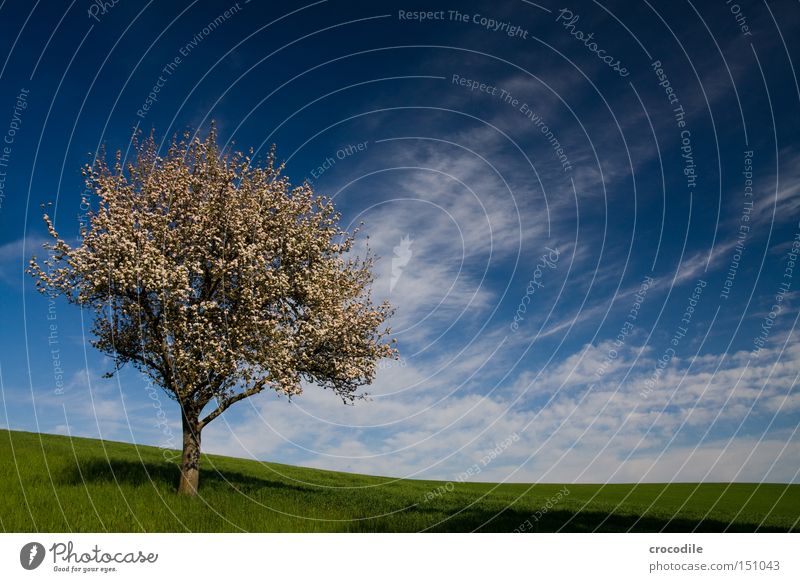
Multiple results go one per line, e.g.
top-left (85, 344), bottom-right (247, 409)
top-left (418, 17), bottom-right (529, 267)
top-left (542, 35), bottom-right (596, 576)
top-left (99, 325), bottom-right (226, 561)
top-left (0, 236), bottom-right (48, 285)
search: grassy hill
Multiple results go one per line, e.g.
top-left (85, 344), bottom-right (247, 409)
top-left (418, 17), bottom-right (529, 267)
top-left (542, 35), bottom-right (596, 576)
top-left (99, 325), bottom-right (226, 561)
top-left (1, 429), bottom-right (797, 532)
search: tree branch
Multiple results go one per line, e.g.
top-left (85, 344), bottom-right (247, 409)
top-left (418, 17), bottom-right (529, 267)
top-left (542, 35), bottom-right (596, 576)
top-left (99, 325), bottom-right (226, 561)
top-left (198, 378), bottom-right (269, 430)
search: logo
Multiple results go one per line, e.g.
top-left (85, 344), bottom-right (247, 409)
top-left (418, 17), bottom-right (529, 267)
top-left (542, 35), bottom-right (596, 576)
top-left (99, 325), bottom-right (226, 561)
top-left (20, 542), bottom-right (45, 570)
top-left (390, 234), bottom-right (414, 292)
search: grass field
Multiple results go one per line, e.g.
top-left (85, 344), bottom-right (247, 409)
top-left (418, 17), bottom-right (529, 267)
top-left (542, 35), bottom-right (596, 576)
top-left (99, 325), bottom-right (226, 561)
top-left (1, 429), bottom-right (797, 532)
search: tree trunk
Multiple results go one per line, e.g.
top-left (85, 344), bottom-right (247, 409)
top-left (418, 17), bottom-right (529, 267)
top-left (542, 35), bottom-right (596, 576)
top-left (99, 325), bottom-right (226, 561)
top-left (178, 412), bottom-right (201, 495)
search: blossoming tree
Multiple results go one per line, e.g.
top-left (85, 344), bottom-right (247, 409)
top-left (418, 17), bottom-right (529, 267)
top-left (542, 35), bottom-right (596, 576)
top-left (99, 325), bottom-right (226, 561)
top-left (29, 127), bottom-right (396, 495)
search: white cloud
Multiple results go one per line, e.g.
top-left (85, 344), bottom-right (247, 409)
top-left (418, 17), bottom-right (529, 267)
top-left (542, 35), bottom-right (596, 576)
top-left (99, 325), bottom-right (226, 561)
top-left (199, 330), bottom-right (799, 484)
top-left (0, 235), bottom-right (49, 285)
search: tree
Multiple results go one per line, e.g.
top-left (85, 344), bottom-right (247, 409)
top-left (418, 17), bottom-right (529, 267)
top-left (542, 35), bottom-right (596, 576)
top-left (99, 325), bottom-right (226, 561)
top-left (29, 126), bottom-right (396, 495)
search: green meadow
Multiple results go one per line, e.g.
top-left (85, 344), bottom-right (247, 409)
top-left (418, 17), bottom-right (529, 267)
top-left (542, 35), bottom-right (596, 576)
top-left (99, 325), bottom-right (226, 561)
top-left (1, 429), bottom-right (797, 532)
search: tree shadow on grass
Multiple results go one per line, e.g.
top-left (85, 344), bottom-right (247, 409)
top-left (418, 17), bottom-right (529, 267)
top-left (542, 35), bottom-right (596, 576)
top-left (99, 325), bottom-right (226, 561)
top-left (420, 506), bottom-right (792, 533)
top-left (60, 457), bottom-right (314, 495)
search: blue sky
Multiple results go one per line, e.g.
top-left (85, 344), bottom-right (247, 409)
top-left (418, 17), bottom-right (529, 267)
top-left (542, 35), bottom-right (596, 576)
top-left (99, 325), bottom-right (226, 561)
top-left (1, 0), bottom-right (799, 484)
